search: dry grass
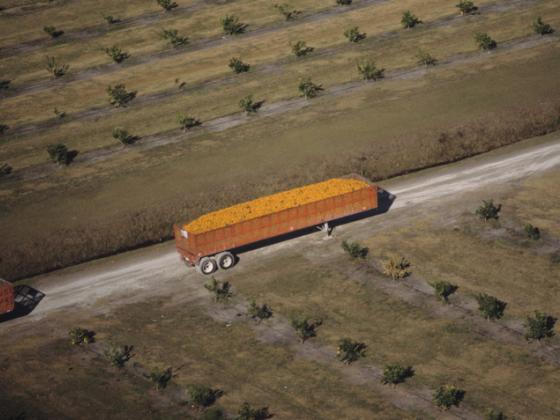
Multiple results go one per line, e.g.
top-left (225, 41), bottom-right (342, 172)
top-left (361, 169), bottom-right (560, 318)
top-left (2, 0), bottom-right (557, 131)
top-left (228, 250), bottom-right (560, 418)
top-left (0, 298), bottom-right (410, 419)
top-left (0, 334), bottom-right (171, 419)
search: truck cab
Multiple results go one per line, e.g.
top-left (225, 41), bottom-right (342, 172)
top-left (0, 279), bottom-right (15, 315)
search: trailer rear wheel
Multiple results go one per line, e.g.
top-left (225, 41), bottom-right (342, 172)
top-left (217, 252), bottom-right (235, 270)
top-left (197, 257), bottom-right (218, 275)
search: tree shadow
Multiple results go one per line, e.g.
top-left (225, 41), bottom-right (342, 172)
top-left (67, 150), bottom-right (79, 164)
top-left (252, 100), bottom-right (265, 112)
top-left (0, 285), bottom-right (45, 323)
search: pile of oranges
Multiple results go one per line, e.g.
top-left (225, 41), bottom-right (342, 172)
top-left (184, 178), bottom-right (369, 234)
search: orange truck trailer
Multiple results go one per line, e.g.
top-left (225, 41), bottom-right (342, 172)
top-left (0, 279), bottom-right (15, 315)
top-left (174, 176), bottom-right (378, 274)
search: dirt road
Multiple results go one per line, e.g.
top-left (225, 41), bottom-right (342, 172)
top-left (3, 133), bottom-right (559, 325)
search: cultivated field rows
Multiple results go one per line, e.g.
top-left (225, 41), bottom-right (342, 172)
top-left (0, 0), bottom-right (495, 115)
top-left (7, 36), bottom-right (559, 185)
top-left (1, 0), bottom-right (558, 170)
top-left (3, 0), bottom-right (551, 111)
top-left (0, 0), bottom-right (382, 56)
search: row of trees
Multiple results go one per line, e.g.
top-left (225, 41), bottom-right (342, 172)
top-left (202, 277), bottom-right (461, 410)
top-left (39, 0), bottom-right (554, 69)
top-left (68, 325), bottom-right (270, 418)
top-left (341, 220), bottom-right (555, 340)
top-left (336, 336), bottom-right (468, 410)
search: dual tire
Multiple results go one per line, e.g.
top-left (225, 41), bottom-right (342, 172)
top-left (196, 252), bottom-right (235, 275)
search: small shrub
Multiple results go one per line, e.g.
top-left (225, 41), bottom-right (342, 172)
top-left (336, 0), bottom-right (352, 5)
top-left (148, 367), bottom-right (173, 390)
top-left (112, 127), bottom-right (136, 145)
top-left (0, 163), bottom-right (12, 177)
top-left (298, 78), bottom-right (323, 99)
top-left (178, 114), bottom-right (202, 131)
top-left (336, 338), bottom-right (366, 364)
top-left (357, 60), bottom-right (384, 81)
top-left (222, 15), bottom-right (247, 35)
top-left (235, 402), bottom-right (271, 420)
top-left (54, 107), bottom-right (66, 119)
top-left (204, 277), bottom-right (233, 302)
top-left (475, 293), bottom-right (506, 320)
top-left (341, 240), bottom-right (368, 259)
top-left (229, 57), bottom-right (250, 73)
top-left (433, 385), bottom-right (465, 409)
top-left (485, 409), bottom-right (507, 420)
top-left (416, 49), bottom-right (437, 66)
top-left (105, 45), bottom-right (129, 63)
top-left (157, 0), bottom-right (178, 11)
top-left (68, 327), bottom-right (95, 345)
top-left (43, 25), bottom-right (64, 38)
top-left (102, 14), bottom-right (120, 24)
top-left (382, 257), bottom-right (411, 280)
top-left (239, 95), bottom-right (262, 114)
top-left (0, 124), bottom-right (9, 135)
top-left (429, 281), bottom-right (458, 303)
top-left (291, 40), bottom-right (314, 57)
top-left (45, 56), bottom-right (69, 78)
top-left (533, 17), bottom-right (554, 35)
top-left (524, 223), bottom-right (540, 240)
top-left (524, 311), bottom-right (556, 340)
top-left (104, 344), bottom-right (133, 367)
top-left (274, 4), bottom-right (301, 20)
top-left (475, 32), bottom-right (497, 50)
top-left (107, 84), bottom-right (136, 107)
top-left (476, 199), bottom-right (501, 220)
top-left (47, 143), bottom-right (76, 165)
top-left (291, 317), bottom-right (322, 342)
top-left (247, 300), bottom-right (273, 320)
top-left (187, 384), bottom-right (223, 408)
top-left (456, 0), bottom-right (478, 15)
top-left (401, 11), bottom-right (422, 29)
top-left (381, 363), bottom-right (414, 385)
top-left (0, 79), bottom-right (10, 90)
top-left (344, 26), bottom-right (366, 42)
top-left (160, 29), bottom-right (188, 47)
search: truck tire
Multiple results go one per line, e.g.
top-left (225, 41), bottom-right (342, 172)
top-left (197, 257), bottom-right (218, 275)
top-left (217, 252), bottom-right (236, 270)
